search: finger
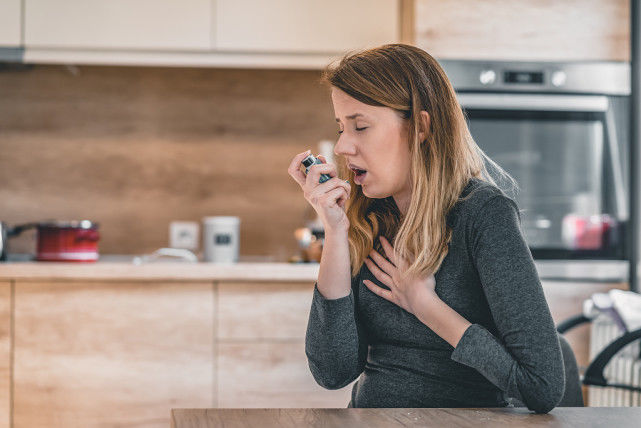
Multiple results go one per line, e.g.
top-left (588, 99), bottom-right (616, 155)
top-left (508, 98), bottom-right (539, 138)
top-left (337, 187), bottom-right (349, 209)
top-left (305, 163), bottom-right (337, 187)
top-left (288, 150), bottom-right (312, 187)
top-left (368, 248), bottom-right (397, 275)
top-left (317, 154), bottom-right (326, 163)
top-left (364, 257), bottom-right (394, 289)
top-left (308, 177), bottom-right (351, 203)
top-left (363, 279), bottom-right (395, 303)
top-left (379, 236), bottom-right (402, 268)
top-left (306, 165), bottom-right (339, 191)
top-left (318, 186), bottom-right (348, 208)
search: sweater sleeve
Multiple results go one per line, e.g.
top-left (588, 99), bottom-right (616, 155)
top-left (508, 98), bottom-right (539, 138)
top-left (450, 194), bottom-right (565, 414)
top-left (304, 269), bottom-right (369, 390)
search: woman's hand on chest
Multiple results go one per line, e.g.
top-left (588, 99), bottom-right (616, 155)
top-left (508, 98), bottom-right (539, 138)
top-left (362, 236), bottom-right (438, 316)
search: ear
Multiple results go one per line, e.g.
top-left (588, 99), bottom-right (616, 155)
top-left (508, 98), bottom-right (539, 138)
top-left (417, 110), bottom-right (431, 142)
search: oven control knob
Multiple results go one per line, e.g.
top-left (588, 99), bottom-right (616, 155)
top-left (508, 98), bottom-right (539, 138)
top-left (551, 70), bottom-right (567, 87)
top-left (479, 69), bottom-right (496, 85)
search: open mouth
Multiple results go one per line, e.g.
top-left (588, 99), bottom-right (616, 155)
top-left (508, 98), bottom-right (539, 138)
top-left (351, 167), bottom-right (367, 177)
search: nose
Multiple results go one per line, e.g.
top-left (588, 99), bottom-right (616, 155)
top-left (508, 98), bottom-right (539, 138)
top-left (333, 134), bottom-right (357, 158)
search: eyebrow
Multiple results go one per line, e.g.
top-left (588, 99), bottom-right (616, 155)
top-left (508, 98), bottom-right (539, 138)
top-left (335, 113), bottom-right (365, 122)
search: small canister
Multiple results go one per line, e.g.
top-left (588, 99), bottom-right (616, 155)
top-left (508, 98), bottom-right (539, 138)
top-left (301, 153), bottom-right (332, 183)
top-left (202, 216), bottom-right (240, 263)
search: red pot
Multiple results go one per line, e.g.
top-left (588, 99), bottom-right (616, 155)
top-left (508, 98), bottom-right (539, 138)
top-left (35, 220), bottom-right (100, 262)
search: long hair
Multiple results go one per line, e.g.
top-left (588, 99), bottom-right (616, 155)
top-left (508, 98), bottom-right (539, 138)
top-left (321, 44), bottom-right (518, 283)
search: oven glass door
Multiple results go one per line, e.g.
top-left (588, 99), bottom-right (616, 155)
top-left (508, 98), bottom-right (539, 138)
top-left (460, 93), bottom-right (627, 259)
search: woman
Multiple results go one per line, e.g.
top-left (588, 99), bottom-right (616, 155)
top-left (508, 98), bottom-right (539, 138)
top-left (287, 44), bottom-right (565, 414)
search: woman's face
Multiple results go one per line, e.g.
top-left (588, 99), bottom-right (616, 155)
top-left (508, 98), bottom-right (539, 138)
top-left (331, 87), bottom-right (412, 208)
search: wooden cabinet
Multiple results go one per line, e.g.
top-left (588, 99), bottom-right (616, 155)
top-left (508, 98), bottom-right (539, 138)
top-left (24, 0), bottom-right (212, 50)
top-left (0, 274), bottom-right (629, 425)
top-left (0, 0), bottom-right (21, 47)
top-left (214, 0), bottom-right (399, 53)
top-left (12, 281), bottom-right (215, 428)
top-left (415, 0), bottom-right (630, 61)
top-left (216, 281), bottom-right (354, 408)
top-left (20, 0), bottom-right (400, 67)
top-left (0, 281), bottom-right (10, 428)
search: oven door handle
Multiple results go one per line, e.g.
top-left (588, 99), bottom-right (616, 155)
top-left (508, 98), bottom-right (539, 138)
top-left (605, 105), bottom-right (629, 220)
top-left (457, 93), bottom-right (609, 112)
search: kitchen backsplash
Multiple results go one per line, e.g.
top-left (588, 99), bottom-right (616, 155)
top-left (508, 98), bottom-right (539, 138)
top-left (0, 64), bottom-right (337, 260)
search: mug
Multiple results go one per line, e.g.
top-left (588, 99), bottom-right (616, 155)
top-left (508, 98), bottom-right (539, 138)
top-left (202, 216), bottom-right (240, 263)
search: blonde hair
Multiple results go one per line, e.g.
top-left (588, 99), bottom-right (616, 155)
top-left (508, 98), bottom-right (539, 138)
top-left (321, 44), bottom-right (518, 284)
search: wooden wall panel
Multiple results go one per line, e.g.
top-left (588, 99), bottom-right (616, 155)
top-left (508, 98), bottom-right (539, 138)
top-left (12, 281), bottom-right (215, 428)
top-left (0, 281), bottom-right (10, 428)
top-left (0, 65), bottom-right (336, 260)
top-left (416, 0), bottom-right (630, 61)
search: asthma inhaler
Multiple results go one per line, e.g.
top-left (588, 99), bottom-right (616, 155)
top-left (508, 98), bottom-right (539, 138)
top-left (301, 153), bottom-right (332, 184)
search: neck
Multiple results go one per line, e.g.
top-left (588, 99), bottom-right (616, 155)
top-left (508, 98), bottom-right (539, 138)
top-left (393, 191), bottom-right (411, 218)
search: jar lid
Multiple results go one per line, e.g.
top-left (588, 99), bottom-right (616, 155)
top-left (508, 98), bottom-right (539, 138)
top-left (202, 216), bottom-right (240, 225)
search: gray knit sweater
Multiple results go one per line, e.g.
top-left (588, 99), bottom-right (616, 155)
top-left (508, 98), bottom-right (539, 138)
top-left (304, 177), bottom-right (565, 414)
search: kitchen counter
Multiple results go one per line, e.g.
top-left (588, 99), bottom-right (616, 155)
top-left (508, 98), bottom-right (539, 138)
top-left (0, 255), bottom-right (629, 282)
top-left (0, 255), bottom-right (320, 281)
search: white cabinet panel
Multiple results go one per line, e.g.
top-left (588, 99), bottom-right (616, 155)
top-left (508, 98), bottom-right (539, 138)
top-left (0, 0), bottom-right (21, 46)
top-left (24, 0), bottom-right (212, 50)
top-left (215, 0), bottom-right (399, 53)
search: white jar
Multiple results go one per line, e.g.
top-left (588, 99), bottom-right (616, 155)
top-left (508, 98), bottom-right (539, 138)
top-left (202, 216), bottom-right (240, 263)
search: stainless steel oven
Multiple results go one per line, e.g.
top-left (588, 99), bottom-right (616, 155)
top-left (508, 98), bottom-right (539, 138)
top-left (441, 60), bottom-right (630, 280)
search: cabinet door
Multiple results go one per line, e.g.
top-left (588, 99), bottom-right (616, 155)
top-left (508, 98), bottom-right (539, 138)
top-left (24, 0), bottom-right (212, 50)
top-left (217, 281), bottom-right (355, 408)
top-left (415, 0), bottom-right (629, 61)
top-left (215, 0), bottom-right (399, 53)
top-left (0, 0), bottom-right (21, 47)
top-left (218, 342), bottom-right (354, 408)
top-left (13, 281), bottom-right (215, 428)
top-left (218, 281), bottom-right (313, 340)
top-left (0, 282), bottom-right (10, 428)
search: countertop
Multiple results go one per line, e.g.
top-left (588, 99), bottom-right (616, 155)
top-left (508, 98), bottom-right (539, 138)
top-left (170, 407), bottom-right (641, 428)
top-left (0, 254), bottom-right (630, 282)
top-left (0, 254), bottom-right (320, 281)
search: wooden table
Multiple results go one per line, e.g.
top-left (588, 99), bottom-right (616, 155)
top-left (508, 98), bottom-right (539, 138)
top-left (171, 407), bottom-right (641, 427)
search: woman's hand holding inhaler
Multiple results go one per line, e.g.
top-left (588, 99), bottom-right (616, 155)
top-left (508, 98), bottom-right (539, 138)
top-left (288, 149), bottom-right (351, 234)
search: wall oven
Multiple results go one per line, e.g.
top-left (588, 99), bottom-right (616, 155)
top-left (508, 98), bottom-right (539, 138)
top-left (441, 60), bottom-right (630, 279)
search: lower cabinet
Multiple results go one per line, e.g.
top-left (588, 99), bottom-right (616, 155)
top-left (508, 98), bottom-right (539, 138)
top-left (215, 281), bottom-right (354, 408)
top-left (0, 281), bottom-right (10, 428)
top-left (217, 342), bottom-right (353, 408)
top-left (2, 278), bottom-right (626, 426)
top-left (12, 281), bottom-right (215, 428)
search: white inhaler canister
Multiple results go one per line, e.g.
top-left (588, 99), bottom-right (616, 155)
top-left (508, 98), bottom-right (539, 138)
top-left (202, 216), bottom-right (240, 263)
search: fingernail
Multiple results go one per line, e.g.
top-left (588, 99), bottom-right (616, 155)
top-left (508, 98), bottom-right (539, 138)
top-left (345, 180), bottom-right (350, 184)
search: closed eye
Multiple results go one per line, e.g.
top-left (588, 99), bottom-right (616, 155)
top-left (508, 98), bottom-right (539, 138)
top-left (337, 127), bottom-right (368, 135)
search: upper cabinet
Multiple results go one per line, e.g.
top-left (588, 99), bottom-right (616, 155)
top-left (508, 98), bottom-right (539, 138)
top-left (24, 0), bottom-right (212, 51)
top-left (0, 0), bottom-right (22, 47)
top-left (17, 0), bottom-right (401, 68)
top-left (214, 0), bottom-right (399, 54)
top-left (414, 0), bottom-right (629, 62)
